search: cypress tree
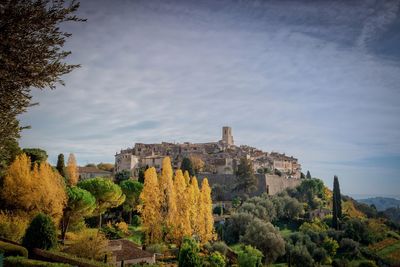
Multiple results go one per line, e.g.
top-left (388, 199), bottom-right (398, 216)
top-left (56, 153), bottom-right (65, 177)
top-left (306, 170), bottom-right (312, 179)
top-left (332, 175), bottom-right (342, 230)
top-left (181, 157), bottom-right (195, 177)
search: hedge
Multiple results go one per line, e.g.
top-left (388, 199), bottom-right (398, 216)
top-left (33, 249), bottom-right (111, 267)
top-left (4, 256), bottom-right (71, 267)
top-left (0, 240), bottom-right (28, 257)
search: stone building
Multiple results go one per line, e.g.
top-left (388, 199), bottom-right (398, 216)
top-left (114, 127), bottom-right (301, 178)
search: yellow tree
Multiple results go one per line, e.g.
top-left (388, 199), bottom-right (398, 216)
top-left (190, 155), bottom-right (205, 174)
top-left (66, 153), bottom-right (78, 186)
top-left (173, 170), bottom-right (192, 245)
top-left (189, 176), bottom-right (201, 237)
top-left (158, 157), bottom-right (177, 239)
top-left (139, 167), bottom-right (162, 244)
top-left (1, 154), bottom-right (67, 222)
top-left (198, 178), bottom-right (215, 244)
top-left (183, 170), bottom-right (190, 185)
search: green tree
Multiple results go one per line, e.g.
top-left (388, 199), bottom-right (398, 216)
top-left (178, 237), bottom-right (202, 267)
top-left (137, 166), bottom-right (148, 183)
top-left (97, 162), bottom-right (114, 172)
top-left (306, 170), bottom-right (312, 179)
top-left (181, 157), bottom-right (195, 177)
top-left (208, 251), bottom-right (226, 267)
top-left (22, 213), bottom-right (57, 251)
top-left (115, 170), bottom-right (131, 184)
top-left (22, 148), bottom-right (48, 165)
top-left (56, 153), bottom-right (66, 177)
top-left (237, 245), bottom-right (263, 267)
top-left (332, 175), bottom-right (342, 230)
top-left (288, 244), bottom-right (314, 267)
top-left (0, 0), bottom-right (83, 174)
top-left (234, 157), bottom-right (257, 193)
top-left (78, 178), bottom-right (125, 227)
top-left (120, 180), bottom-right (143, 225)
top-left (241, 218), bottom-right (285, 265)
top-left (61, 186), bottom-right (96, 242)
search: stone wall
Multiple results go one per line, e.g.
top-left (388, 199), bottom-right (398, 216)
top-left (197, 173), bottom-right (301, 199)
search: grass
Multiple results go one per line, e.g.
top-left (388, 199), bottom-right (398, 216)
top-left (377, 240), bottom-right (400, 257)
top-left (279, 228), bottom-right (294, 238)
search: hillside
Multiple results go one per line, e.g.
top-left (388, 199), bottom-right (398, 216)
top-left (358, 197), bottom-right (400, 211)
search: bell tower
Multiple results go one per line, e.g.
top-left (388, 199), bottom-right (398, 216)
top-left (222, 126), bottom-right (234, 146)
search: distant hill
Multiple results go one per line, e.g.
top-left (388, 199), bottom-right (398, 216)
top-left (358, 197), bottom-right (400, 211)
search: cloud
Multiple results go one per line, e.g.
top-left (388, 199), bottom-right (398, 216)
top-left (19, 0), bottom-right (400, 195)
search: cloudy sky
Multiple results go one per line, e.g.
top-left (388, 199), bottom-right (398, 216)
top-left (20, 0), bottom-right (400, 197)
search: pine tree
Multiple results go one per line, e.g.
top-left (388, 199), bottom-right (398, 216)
top-left (198, 178), bottom-right (215, 244)
top-left (159, 157), bottom-right (178, 240)
top-left (234, 157), bottom-right (257, 193)
top-left (173, 170), bottom-right (192, 245)
top-left (56, 153), bottom-right (66, 177)
top-left (332, 175), bottom-right (342, 230)
top-left (306, 170), bottom-right (312, 179)
top-left (139, 167), bottom-right (162, 244)
top-left (66, 153), bottom-right (78, 185)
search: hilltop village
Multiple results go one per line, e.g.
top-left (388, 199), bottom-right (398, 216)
top-left (115, 126), bottom-right (301, 178)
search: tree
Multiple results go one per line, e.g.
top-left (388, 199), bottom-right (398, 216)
top-left (173, 170), bottom-right (192, 245)
top-left (120, 180), bottom-right (143, 225)
top-left (158, 157), bottom-right (178, 240)
top-left (114, 169), bottom-right (131, 184)
top-left (208, 251), bottom-right (226, 267)
top-left (138, 166), bottom-right (148, 183)
top-left (241, 218), bottom-right (285, 265)
top-left (61, 186), bottom-right (96, 242)
top-left (332, 175), bottom-right (342, 230)
top-left (139, 167), bottom-right (162, 244)
top-left (288, 244), bottom-right (314, 267)
top-left (78, 178), bottom-right (125, 228)
top-left (0, 0), bottom-right (83, 174)
top-left (178, 237), bottom-right (202, 267)
top-left (306, 170), bottom-right (312, 179)
top-left (97, 162), bottom-right (114, 172)
top-left (223, 212), bottom-right (253, 244)
top-left (1, 154), bottom-right (67, 220)
top-left (22, 148), bottom-right (48, 165)
top-left (66, 153), bottom-right (78, 186)
top-left (190, 155), bottom-right (205, 175)
top-left (22, 213), bottom-right (57, 251)
top-left (189, 176), bottom-right (201, 236)
top-left (181, 157), bottom-right (195, 177)
top-left (237, 245), bottom-right (263, 267)
top-left (56, 153), bottom-right (66, 177)
top-left (234, 157), bottom-right (257, 193)
top-left (198, 178), bottom-right (215, 244)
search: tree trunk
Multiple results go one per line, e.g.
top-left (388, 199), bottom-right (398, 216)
top-left (129, 210), bottom-right (132, 225)
top-left (61, 215), bottom-right (70, 244)
top-left (98, 213), bottom-right (102, 228)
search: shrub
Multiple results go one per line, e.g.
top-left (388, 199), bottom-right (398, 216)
top-left (4, 256), bottom-right (71, 267)
top-left (100, 222), bottom-right (123, 240)
top-left (22, 213), bottom-right (57, 251)
top-left (0, 211), bottom-right (29, 242)
top-left (289, 244), bottom-right (314, 267)
top-left (63, 230), bottom-right (108, 261)
top-left (358, 260), bottom-right (378, 267)
top-left (237, 245), bottom-right (263, 267)
top-left (208, 251), bottom-right (226, 267)
top-left (0, 241), bottom-right (28, 257)
top-left (178, 237), bottom-right (202, 267)
top-left (312, 247), bottom-right (328, 265)
top-left (131, 215), bottom-right (141, 227)
top-left (208, 241), bottom-right (229, 256)
top-left (339, 238), bottom-right (361, 260)
top-left (115, 221), bottom-right (129, 234)
top-left (145, 243), bottom-right (168, 254)
top-left (332, 258), bottom-right (350, 267)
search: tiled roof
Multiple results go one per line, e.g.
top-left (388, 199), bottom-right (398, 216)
top-left (108, 239), bottom-right (154, 261)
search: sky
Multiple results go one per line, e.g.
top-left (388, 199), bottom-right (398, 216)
top-left (19, 0), bottom-right (400, 197)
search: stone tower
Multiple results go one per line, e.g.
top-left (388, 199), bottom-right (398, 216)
top-left (222, 126), bottom-right (234, 146)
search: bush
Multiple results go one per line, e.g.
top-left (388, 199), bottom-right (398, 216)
top-left (0, 211), bottom-right (29, 242)
top-left (22, 213), bottom-right (57, 251)
top-left (178, 237), bottom-right (202, 267)
top-left (207, 241), bottom-right (229, 256)
top-left (131, 215), bottom-right (141, 227)
top-left (339, 238), bottom-right (361, 260)
top-left (100, 222), bottom-right (123, 240)
top-left (62, 230), bottom-right (108, 261)
top-left (237, 245), bottom-right (263, 267)
top-left (4, 256), bottom-right (71, 267)
top-left (0, 241), bottom-right (28, 257)
top-left (332, 258), bottom-right (350, 267)
top-left (145, 243), bottom-right (168, 254)
top-left (289, 244), bottom-right (314, 267)
top-left (208, 251), bottom-right (226, 267)
top-left (358, 260), bottom-right (378, 267)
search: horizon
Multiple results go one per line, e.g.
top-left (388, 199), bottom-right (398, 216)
top-left (19, 0), bottom-right (400, 196)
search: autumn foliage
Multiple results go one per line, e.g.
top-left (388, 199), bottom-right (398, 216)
top-left (139, 157), bottom-right (215, 245)
top-left (1, 153), bottom-right (67, 221)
